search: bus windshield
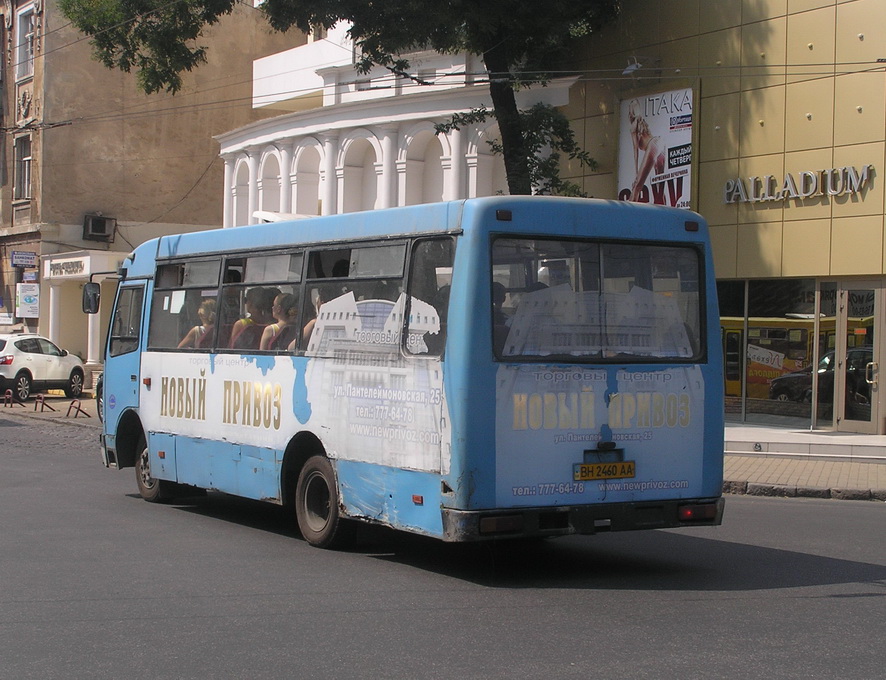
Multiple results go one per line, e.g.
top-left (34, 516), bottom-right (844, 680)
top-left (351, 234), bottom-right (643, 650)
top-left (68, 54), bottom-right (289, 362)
top-left (492, 237), bottom-right (702, 361)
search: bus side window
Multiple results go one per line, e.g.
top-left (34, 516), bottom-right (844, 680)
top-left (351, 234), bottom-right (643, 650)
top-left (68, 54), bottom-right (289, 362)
top-left (148, 260), bottom-right (221, 350)
top-left (406, 238), bottom-right (454, 356)
top-left (308, 250), bottom-right (350, 278)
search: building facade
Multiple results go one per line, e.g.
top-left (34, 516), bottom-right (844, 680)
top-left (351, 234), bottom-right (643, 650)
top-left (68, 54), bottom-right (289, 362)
top-left (216, 23), bottom-right (573, 225)
top-left (0, 0), bottom-right (294, 382)
top-left (561, 0), bottom-right (885, 433)
top-left (222, 2), bottom-right (885, 433)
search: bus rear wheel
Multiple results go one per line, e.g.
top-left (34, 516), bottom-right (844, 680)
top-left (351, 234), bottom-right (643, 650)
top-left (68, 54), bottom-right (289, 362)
top-left (135, 436), bottom-right (173, 503)
top-left (295, 456), bottom-right (354, 549)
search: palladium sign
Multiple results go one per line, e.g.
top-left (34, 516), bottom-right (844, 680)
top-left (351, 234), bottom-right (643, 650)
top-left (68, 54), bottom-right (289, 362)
top-left (724, 165), bottom-right (873, 204)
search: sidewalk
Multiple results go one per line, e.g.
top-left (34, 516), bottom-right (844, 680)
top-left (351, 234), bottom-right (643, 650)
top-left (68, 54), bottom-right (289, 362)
top-left (725, 423), bottom-right (886, 502)
top-left (0, 392), bottom-right (99, 429)
top-left (1, 394), bottom-right (884, 501)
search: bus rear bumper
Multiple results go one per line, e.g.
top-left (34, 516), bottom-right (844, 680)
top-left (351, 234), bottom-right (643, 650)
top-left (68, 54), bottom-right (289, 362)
top-left (441, 497), bottom-right (725, 542)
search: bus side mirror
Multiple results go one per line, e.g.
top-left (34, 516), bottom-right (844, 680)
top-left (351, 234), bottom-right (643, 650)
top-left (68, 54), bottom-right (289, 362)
top-left (82, 282), bottom-right (101, 314)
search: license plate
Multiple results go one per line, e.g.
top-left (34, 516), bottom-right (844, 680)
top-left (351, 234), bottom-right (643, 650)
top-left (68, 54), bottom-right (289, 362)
top-left (573, 461), bottom-right (636, 481)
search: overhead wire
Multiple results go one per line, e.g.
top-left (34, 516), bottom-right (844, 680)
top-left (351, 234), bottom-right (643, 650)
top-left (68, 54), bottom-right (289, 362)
top-left (23, 57), bottom-right (886, 133)
top-left (6, 3), bottom-right (885, 210)
top-left (11, 9), bottom-right (886, 221)
top-left (6, 0), bottom-right (883, 131)
top-left (11, 0), bottom-right (885, 130)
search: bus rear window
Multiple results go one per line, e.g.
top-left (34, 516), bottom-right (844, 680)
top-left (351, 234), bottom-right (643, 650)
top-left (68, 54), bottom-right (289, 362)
top-left (492, 237), bottom-right (702, 361)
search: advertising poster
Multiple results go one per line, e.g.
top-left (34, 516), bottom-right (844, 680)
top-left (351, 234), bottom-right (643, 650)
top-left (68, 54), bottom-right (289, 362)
top-left (142, 291), bottom-right (449, 473)
top-left (617, 88), bottom-right (693, 209)
top-left (15, 283), bottom-right (40, 318)
top-left (495, 364), bottom-right (705, 508)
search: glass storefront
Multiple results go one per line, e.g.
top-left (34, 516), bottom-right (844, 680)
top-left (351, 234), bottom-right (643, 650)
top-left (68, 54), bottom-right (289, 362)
top-left (719, 278), bottom-right (882, 432)
top-left (719, 279), bottom-right (816, 428)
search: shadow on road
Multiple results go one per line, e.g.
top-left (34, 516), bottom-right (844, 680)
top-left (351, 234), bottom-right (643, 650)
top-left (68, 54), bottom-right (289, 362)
top-left (366, 531), bottom-right (886, 593)
top-left (154, 490), bottom-right (886, 593)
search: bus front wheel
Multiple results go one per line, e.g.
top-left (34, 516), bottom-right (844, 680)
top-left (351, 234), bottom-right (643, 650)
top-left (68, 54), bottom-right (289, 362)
top-left (135, 436), bottom-right (173, 503)
top-left (295, 456), bottom-right (354, 549)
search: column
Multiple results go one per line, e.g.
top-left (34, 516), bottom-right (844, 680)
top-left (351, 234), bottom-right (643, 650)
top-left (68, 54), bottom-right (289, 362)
top-left (321, 133), bottom-right (339, 216)
top-left (48, 281), bottom-right (61, 343)
top-left (86, 297), bottom-right (102, 365)
top-left (336, 166), bottom-right (347, 214)
top-left (396, 159), bottom-right (409, 206)
top-left (279, 143), bottom-right (293, 214)
top-left (247, 149), bottom-right (260, 224)
top-left (222, 156), bottom-right (234, 227)
top-left (447, 127), bottom-right (464, 200)
top-left (466, 155), bottom-right (480, 198)
top-left (380, 125), bottom-right (398, 209)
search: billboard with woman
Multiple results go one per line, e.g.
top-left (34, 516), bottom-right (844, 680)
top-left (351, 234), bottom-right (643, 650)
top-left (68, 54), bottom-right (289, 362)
top-left (618, 88), bottom-right (693, 209)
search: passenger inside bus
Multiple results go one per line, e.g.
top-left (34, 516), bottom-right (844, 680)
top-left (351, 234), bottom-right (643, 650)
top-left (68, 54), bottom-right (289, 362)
top-left (177, 299), bottom-right (217, 349)
top-left (229, 287), bottom-right (278, 349)
top-left (423, 284), bottom-right (450, 355)
top-left (371, 279), bottom-right (399, 301)
top-left (492, 282), bottom-right (509, 325)
top-left (492, 282), bottom-right (510, 355)
top-left (296, 288), bottom-right (326, 351)
top-left (215, 271), bottom-right (243, 347)
top-left (332, 259), bottom-right (349, 277)
top-left (261, 293), bottom-right (300, 351)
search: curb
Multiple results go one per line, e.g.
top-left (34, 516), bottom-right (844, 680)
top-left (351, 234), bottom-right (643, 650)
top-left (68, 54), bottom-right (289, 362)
top-left (724, 480), bottom-right (886, 502)
top-left (4, 407), bottom-right (886, 501)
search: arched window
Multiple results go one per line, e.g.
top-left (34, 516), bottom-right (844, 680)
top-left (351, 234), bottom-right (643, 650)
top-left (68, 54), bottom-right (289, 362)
top-left (260, 153), bottom-right (282, 213)
top-left (295, 145), bottom-right (322, 215)
top-left (341, 136), bottom-right (379, 213)
top-left (469, 124), bottom-right (508, 198)
top-left (403, 130), bottom-right (444, 205)
top-left (233, 161), bottom-right (250, 226)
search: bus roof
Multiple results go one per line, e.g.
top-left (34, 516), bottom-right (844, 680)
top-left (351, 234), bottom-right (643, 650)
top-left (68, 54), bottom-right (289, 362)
top-left (121, 197), bottom-right (705, 279)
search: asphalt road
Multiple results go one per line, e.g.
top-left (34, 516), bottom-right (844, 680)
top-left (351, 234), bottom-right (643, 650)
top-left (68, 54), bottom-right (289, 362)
top-left (1, 415), bottom-right (884, 680)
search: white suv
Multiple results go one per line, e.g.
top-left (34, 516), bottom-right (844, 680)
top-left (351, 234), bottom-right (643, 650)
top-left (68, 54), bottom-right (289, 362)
top-left (0, 333), bottom-right (85, 401)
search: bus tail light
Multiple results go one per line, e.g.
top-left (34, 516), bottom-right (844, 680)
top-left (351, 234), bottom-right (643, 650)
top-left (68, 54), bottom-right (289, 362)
top-left (479, 514), bottom-right (524, 535)
top-left (678, 503), bottom-right (719, 522)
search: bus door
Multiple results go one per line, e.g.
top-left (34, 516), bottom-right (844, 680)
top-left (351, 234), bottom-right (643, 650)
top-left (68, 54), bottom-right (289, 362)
top-left (834, 281), bottom-right (881, 433)
top-left (103, 284), bottom-right (146, 436)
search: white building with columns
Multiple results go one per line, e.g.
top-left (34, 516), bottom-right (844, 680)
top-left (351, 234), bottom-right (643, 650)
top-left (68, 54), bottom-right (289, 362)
top-left (217, 23), bottom-right (575, 226)
top-left (38, 24), bottom-right (576, 388)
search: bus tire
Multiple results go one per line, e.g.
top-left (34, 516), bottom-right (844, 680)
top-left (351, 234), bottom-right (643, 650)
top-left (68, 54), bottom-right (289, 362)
top-left (135, 436), bottom-right (174, 503)
top-left (295, 456), bottom-right (354, 549)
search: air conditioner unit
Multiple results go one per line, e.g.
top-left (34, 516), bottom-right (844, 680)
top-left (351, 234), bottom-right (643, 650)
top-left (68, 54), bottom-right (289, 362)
top-left (83, 214), bottom-right (116, 243)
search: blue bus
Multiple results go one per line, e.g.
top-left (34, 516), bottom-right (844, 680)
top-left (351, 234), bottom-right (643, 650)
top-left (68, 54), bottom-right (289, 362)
top-left (86, 196), bottom-right (724, 548)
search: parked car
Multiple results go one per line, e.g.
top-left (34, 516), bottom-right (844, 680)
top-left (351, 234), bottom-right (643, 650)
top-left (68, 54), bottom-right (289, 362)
top-left (769, 347), bottom-right (872, 404)
top-left (0, 333), bottom-right (85, 401)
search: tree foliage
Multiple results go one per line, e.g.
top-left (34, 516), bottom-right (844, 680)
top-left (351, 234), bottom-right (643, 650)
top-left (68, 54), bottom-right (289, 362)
top-left (59, 0), bottom-right (619, 195)
top-left (436, 103), bottom-right (597, 196)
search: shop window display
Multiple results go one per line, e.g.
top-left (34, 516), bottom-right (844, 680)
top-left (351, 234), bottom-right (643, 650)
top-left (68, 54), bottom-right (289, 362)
top-left (718, 279), bottom-right (815, 427)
